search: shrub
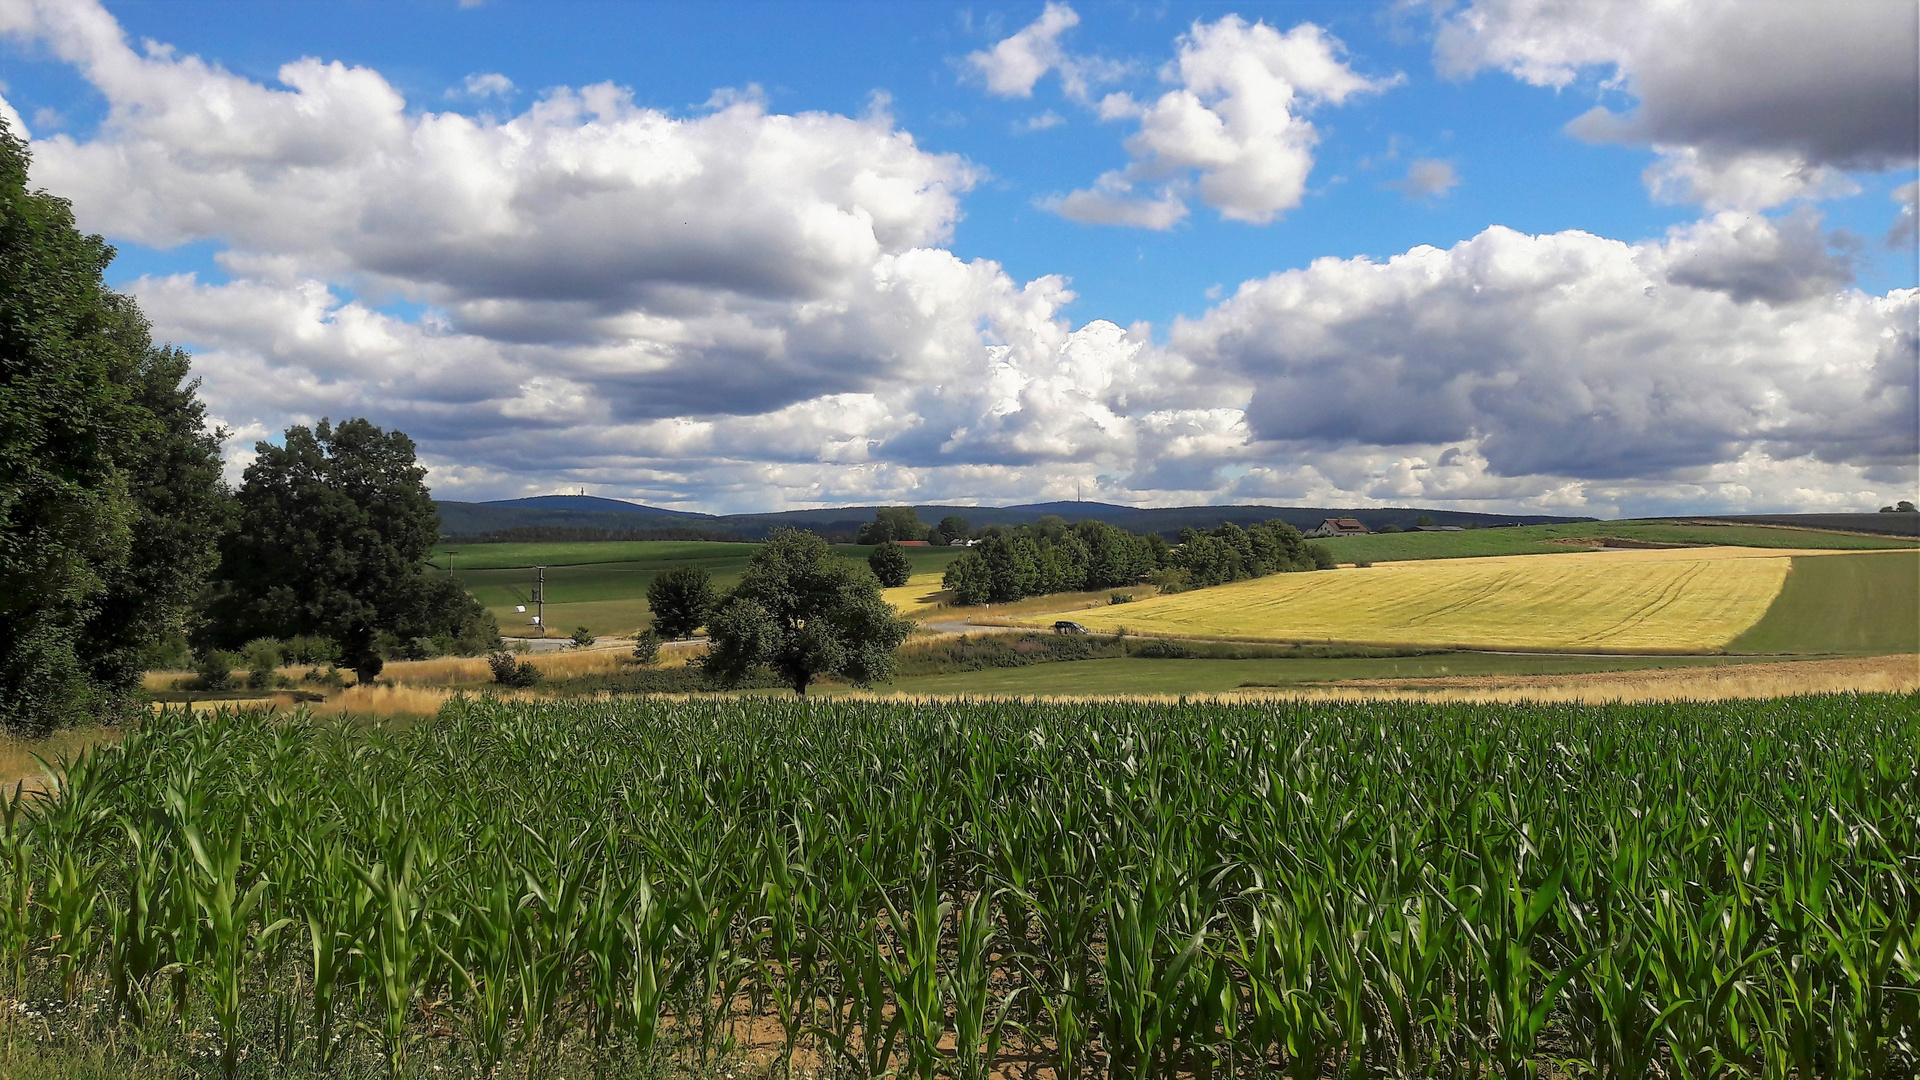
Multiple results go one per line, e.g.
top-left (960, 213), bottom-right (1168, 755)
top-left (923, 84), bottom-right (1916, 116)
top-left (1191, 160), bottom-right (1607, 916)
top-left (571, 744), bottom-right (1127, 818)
top-left (283, 634), bottom-right (342, 666)
top-left (1307, 543), bottom-right (1337, 570)
top-left (139, 632), bottom-right (193, 671)
top-left (194, 650), bottom-right (236, 691)
top-left (570, 626), bottom-right (597, 648)
top-left (1354, 559), bottom-right (1373, 568)
top-left (631, 629), bottom-right (662, 666)
top-left (1149, 568), bottom-right (1191, 594)
top-left (487, 651), bottom-right (543, 688)
top-left (1132, 639), bottom-right (1193, 659)
top-left (301, 666), bottom-right (345, 688)
top-left (1109, 592), bottom-right (1134, 605)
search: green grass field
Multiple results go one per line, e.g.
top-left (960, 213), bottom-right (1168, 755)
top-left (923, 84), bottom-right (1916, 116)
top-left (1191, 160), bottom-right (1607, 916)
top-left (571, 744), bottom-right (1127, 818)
top-left (1728, 550), bottom-right (1920, 654)
top-left (436, 540), bottom-right (963, 637)
top-left (431, 524), bottom-right (1911, 641)
top-left (1319, 520), bottom-right (1913, 563)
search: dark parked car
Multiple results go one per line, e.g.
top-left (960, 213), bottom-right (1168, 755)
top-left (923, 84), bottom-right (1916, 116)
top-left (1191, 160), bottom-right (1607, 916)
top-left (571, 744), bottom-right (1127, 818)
top-left (1053, 620), bottom-right (1089, 635)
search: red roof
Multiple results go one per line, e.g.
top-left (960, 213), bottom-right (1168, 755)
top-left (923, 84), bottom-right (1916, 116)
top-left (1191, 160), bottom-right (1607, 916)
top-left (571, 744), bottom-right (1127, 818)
top-left (896, 540), bottom-right (931, 546)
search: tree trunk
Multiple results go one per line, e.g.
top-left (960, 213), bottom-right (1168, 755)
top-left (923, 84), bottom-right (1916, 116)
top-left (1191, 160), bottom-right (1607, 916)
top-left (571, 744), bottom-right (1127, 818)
top-left (793, 674), bottom-right (809, 696)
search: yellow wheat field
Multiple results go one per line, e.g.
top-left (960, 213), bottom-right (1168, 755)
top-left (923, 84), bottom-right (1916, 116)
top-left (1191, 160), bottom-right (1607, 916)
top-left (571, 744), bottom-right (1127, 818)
top-left (883, 572), bottom-right (954, 619)
top-left (1042, 547), bottom-right (1810, 652)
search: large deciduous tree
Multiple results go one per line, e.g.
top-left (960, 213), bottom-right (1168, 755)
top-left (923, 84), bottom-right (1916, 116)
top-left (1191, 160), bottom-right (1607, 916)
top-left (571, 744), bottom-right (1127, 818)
top-left (868, 540), bottom-right (912, 587)
top-left (703, 528), bottom-right (911, 695)
top-left (646, 566), bottom-right (715, 639)
top-left (0, 122), bottom-right (228, 732)
top-left (204, 417), bottom-right (491, 684)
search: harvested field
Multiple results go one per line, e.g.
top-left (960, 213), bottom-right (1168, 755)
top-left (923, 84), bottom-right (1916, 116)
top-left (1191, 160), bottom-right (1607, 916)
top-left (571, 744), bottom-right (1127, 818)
top-left (1033, 546), bottom-right (1846, 652)
top-left (1251, 652), bottom-right (1920, 704)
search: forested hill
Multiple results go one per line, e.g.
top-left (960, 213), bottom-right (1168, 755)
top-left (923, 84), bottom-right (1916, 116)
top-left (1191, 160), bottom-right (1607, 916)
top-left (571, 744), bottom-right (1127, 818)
top-left (436, 496), bottom-right (1592, 542)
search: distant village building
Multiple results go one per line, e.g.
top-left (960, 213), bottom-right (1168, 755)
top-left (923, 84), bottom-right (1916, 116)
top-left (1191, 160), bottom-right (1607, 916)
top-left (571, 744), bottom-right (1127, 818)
top-left (1306, 517), bottom-right (1370, 538)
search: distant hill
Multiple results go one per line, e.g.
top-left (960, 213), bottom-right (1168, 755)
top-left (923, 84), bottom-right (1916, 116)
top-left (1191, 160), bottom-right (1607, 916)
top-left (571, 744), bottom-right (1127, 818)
top-left (437, 495), bottom-right (1591, 542)
top-left (485, 494), bottom-right (715, 520)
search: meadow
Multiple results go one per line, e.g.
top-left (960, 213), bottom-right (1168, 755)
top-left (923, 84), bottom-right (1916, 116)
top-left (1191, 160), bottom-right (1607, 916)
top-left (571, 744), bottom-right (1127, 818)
top-left (0, 695), bottom-right (1914, 1079)
top-left (1730, 552), bottom-right (1920, 654)
top-left (437, 541), bottom-right (962, 638)
top-left (432, 523), bottom-right (1911, 642)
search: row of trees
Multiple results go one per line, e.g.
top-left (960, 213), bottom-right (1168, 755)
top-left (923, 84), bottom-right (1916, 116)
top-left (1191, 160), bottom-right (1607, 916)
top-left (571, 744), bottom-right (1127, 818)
top-left (856, 506), bottom-right (970, 546)
top-left (941, 517), bottom-right (1331, 605)
top-left (1, 124), bottom-right (487, 728)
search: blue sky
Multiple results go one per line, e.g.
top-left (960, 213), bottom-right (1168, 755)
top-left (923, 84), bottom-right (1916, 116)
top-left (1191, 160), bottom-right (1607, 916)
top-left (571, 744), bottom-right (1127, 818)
top-left (2, 0), bottom-right (1915, 515)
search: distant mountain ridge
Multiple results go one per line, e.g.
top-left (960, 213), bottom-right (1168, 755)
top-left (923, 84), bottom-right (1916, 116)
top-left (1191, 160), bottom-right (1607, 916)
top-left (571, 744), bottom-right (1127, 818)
top-left (436, 495), bottom-right (1594, 541)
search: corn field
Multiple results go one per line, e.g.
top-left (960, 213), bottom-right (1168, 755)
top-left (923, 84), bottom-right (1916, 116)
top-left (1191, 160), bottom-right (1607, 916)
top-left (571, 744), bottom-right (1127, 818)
top-left (0, 694), bottom-right (1915, 1078)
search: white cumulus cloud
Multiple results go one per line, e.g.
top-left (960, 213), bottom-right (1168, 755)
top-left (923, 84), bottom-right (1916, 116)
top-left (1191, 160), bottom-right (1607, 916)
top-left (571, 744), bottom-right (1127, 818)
top-left (966, 2), bottom-right (1123, 103)
top-left (1050, 16), bottom-right (1392, 228)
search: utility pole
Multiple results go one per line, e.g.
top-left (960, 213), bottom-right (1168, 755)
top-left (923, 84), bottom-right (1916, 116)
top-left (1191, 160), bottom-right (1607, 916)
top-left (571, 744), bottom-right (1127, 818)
top-left (534, 565), bottom-right (546, 637)
top-left (446, 549), bottom-right (458, 573)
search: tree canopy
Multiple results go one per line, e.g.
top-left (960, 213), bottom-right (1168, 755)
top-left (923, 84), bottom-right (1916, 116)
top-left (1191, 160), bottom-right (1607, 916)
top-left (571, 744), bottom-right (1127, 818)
top-left (204, 418), bottom-right (492, 683)
top-left (868, 540), bottom-right (912, 587)
top-left (0, 121), bottom-right (228, 731)
top-left (703, 528), bottom-right (911, 695)
top-left (941, 518), bottom-right (1325, 605)
top-left (933, 514), bottom-right (971, 545)
top-left (646, 566), bottom-right (714, 639)
top-left (857, 506), bottom-right (929, 544)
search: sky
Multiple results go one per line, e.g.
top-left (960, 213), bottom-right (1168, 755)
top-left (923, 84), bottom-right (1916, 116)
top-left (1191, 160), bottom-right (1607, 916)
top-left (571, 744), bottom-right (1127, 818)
top-left (0, 0), bottom-right (1915, 517)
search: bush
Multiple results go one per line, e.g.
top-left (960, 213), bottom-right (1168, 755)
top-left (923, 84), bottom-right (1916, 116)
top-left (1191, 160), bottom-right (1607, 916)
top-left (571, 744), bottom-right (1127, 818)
top-left (1307, 543), bottom-right (1337, 571)
top-left (194, 650), bottom-right (236, 691)
top-left (1109, 592), bottom-right (1135, 605)
top-left (283, 634), bottom-right (341, 666)
top-left (139, 632), bottom-right (193, 671)
top-left (400, 636), bottom-right (441, 661)
top-left (487, 651), bottom-right (543, 688)
top-left (1353, 560), bottom-right (1373, 569)
top-left (1132, 639), bottom-right (1194, 659)
top-left (301, 666), bottom-right (345, 688)
top-left (1149, 568), bottom-right (1192, 594)
top-left (570, 626), bottom-right (597, 648)
top-left (631, 629), bottom-right (662, 666)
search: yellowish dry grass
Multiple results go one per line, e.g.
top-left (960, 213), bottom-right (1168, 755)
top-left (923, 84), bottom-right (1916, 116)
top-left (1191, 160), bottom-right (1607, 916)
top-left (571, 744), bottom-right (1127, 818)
top-left (1032, 547), bottom-right (1804, 652)
top-left (307, 683), bottom-right (465, 717)
top-left (0, 725), bottom-right (125, 789)
top-left (883, 572), bottom-right (954, 619)
top-left (831, 655), bottom-right (1917, 706)
top-left (1247, 653), bottom-right (1920, 705)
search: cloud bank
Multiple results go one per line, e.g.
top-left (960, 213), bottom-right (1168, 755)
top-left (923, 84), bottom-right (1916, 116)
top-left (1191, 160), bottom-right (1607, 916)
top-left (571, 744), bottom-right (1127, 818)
top-left (1433, 0), bottom-right (1919, 209)
top-left (0, 0), bottom-right (1910, 515)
